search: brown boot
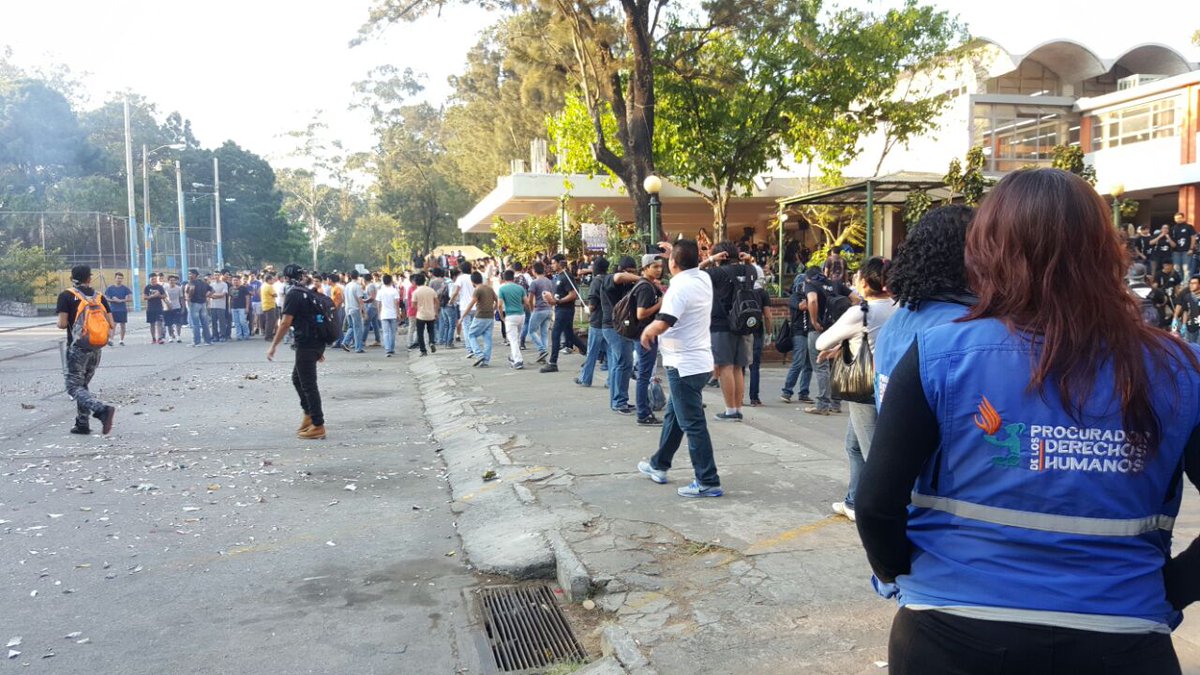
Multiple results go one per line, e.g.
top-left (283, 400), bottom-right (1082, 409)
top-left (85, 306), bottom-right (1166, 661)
top-left (297, 425), bottom-right (326, 440)
top-left (298, 414), bottom-right (313, 432)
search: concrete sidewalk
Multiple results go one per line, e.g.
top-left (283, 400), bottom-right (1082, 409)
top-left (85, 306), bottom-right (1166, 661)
top-left (410, 330), bottom-right (1200, 674)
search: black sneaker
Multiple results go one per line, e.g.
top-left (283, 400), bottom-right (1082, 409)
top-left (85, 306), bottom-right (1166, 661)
top-left (637, 415), bottom-right (662, 426)
top-left (540, 363), bottom-right (559, 373)
top-left (536, 352), bottom-right (548, 364)
top-left (69, 424), bottom-right (91, 435)
top-left (613, 406), bottom-right (634, 415)
top-left (473, 357), bottom-right (486, 367)
top-left (797, 395), bottom-right (814, 403)
top-left (707, 379), bottom-right (719, 388)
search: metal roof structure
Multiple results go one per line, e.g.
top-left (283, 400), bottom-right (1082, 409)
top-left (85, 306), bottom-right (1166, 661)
top-left (777, 172), bottom-right (953, 208)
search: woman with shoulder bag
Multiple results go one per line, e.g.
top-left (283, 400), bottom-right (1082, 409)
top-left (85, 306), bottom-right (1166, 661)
top-left (815, 257), bottom-right (896, 521)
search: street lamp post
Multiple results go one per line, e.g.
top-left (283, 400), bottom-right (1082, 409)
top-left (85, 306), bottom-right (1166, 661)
top-left (643, 175), bottom-right (662, 253)
top-left (122, 100), bottom-right (141, 311)
top-left (559, 194), bottom-right (567, 254)
top-left (213, 157), bottom-right (224, 271)
top-left (777, 211), bottom-right (789, 298)
top-left (1110, 183), bottom-right (1126, 230)
top-left (176, 163), bottom-right (188, 278)
top-left (142, 143), bottom-right (185, 287)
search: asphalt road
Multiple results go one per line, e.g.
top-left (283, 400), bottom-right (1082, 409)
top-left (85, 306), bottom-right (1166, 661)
top-left (0, 330), bottom-right (485, 674)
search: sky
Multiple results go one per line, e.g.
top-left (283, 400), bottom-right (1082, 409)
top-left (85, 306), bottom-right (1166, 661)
top-left (0, 0), bottom-right (1197, 171)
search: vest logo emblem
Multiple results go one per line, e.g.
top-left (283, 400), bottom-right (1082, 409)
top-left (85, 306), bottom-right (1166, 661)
top-left (974, 396), bottom-right (1026, 469)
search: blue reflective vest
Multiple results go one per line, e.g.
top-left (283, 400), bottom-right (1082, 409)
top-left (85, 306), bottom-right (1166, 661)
top-left (899, 318), bottom-right (1200, 627)
top-left (873, 299), bottom-right (970, 409)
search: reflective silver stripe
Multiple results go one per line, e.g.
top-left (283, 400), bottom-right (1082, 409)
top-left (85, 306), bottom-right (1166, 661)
top-left (911, 493), bottom-right (1175, 536)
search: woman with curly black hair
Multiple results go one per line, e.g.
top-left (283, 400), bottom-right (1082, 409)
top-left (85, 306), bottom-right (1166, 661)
top-left (873, 205), bottom-right (974, 408)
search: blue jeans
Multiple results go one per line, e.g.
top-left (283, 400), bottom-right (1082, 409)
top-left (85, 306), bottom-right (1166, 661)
top-left (381, 318), bottom-right (397, 353)
top-left (634, 338), bottom-right (658, 419)
top-left (367, 305), bottom-right (381, 343)
top-left (781, 332), bottom-right (812, 398)
top-left (346, 309), bottom-right (366, 352)
top-left (649, 368), bottom-right (720, 487)
top-left (232, 308), bottom-right (249, 339)
top-left (808, 330), bottom-right (834, 410)
top-left (1173, 251), bottom-right (1190, 274)
top-left (467, 315), bottom-right (493, 362)
top-left (188, 302), bottom-right (212, 345)
top-left (528, 309), bottom-right (552, 353)
top-left (519, 309), bottom-right (530, 345)
top-left (602, 327), bottom-right (633, 410)
top-left (1186, 330), bottom-right (1200, 345)
top-left (440, 305), bottom-right (459, 345)
top-left (578, 327), bottom-right (608, 386)
top-left (210, 307), bottom-right (228, 340)
top-left (747, 332), bottom-right (764, 401)
top-left (843, 402), bottom-right (877, 508)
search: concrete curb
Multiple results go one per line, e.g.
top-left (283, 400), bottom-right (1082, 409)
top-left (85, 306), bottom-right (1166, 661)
top-left (408, 353), bottom-right (557, 579)
top-left (601, 625), bottom-right (657, 675)
top-left (547, 529), bottom-right (591, 602)
top-left (575, 656), bottom-right (627, 675)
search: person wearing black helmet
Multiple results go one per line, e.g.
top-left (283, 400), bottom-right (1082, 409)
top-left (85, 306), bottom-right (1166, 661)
top-left (268, 264), bottom-right (327, 439)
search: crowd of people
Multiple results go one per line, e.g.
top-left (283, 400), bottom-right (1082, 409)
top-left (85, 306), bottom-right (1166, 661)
top-left (53, 169), bottom-right (1200, 672)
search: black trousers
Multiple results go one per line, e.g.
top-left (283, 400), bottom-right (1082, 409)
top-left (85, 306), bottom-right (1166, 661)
top-left (549, 308), bottom-right (586, 364)
top-left (415, 319), bottom-right (436, 354)
top-left (889, 607), bottom-right (1180, 675)
top-left (292, 345), bottom-right (325, 426)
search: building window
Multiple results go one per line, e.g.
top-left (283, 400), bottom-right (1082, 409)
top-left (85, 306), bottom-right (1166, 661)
top-left (973, 103), bottom-right (1080, 172)
top-left (1089, 96), bottom-right (1180, 150)
top-left (984, 59), bottom-right (1063, 96)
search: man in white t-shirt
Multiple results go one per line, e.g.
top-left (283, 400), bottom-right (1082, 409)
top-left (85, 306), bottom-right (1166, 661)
top-left (341, 270), bottom-right (365, 353)
top-left (376, 274), bottom-right (401, 356)
top-left (455, 263), bottom-right (476, 344)
top-left (636, 239), bottom-right (722, 499)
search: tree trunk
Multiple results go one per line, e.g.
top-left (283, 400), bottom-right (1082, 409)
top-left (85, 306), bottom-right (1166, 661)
top-left (712, 193), bottom-right (729, 243)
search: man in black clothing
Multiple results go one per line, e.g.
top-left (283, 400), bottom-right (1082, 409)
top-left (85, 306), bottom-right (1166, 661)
top-left (540, 254), bottom-right (587, 373)
top-left (699, 242), bottom-right (757, 421)
top-left (598, 256), bottom-right (639, 411)
top-left (1175, 275), bottom-right (1200, 345)
top-left (577, 257), bottom-right (610, 387)
top-left (1155, 261), bottom-right (1183, 295)
top-left (268, 264), bottom-right (327, 440)
top-left (143, 272), bottom-right (167, 344)
top-left (56, 265), bottom-right (117, 435)
top-left (1149, 224), bottom-right (1174, 278)
top-left (1172, 212), bottom-right (1196, 276)
top-left (186, 269), bottom-right (213, 346)
top-left (632, 254), bottom-right (666, 425)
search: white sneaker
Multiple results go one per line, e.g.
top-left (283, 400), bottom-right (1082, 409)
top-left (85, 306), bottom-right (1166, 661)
top-left (832, 501), bottom-right (856, 521)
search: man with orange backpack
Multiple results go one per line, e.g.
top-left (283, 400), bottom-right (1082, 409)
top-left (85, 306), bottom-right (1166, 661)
top-left (55, 265), bottom-right (117, 435)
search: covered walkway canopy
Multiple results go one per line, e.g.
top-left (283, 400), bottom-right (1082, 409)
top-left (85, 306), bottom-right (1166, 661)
top-left (777, 171), bottom-right (953, 257)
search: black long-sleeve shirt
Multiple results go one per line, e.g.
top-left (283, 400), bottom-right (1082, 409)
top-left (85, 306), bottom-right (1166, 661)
top-left (855, 342), bottom-right (1200, 610)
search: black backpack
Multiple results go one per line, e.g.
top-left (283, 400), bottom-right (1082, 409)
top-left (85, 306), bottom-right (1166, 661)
top-left (437, 281), bottom-right (451, 308)
top-left (296, 287), bottom-right (341, 346)
top-left (613, 280), bottom-right (648, 340)
top-left (824, 293), bottom-right (853, 328)
top-left (728, 265), bottom-right (763, 335)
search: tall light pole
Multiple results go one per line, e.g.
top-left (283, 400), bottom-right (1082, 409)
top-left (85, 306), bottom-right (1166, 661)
top-left (777, 211), bottom-right (788, 297)
top-left (1110, 183), bottom-right (1126, 230)
top-left (176, 162), bottom-right (188, 278)
top-left (558, 194), bottom-right (567, 253)
top-left (122, 100), bottom-right (142, 311)
top-left (142, 143), bottom-right (185, 287)
top-left (213, 156), bottom-right (224, 271)
top-left (644, 175), bottom-right (662, 253)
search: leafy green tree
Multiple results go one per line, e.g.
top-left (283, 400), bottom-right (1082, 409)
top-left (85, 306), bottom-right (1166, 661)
top-left (943, 147), bottom-right (990, 206)
top-left (443, 11), bottom-right (572, 199)
top-left (0, 79), bottom-right (90, 208)
top-left (1050, 144), bottom-right (1097, 186)
top-left (0, 242), bottom-right (62, 303)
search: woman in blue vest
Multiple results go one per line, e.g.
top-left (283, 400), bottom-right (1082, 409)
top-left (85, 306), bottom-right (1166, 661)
top-left (857, 168), bottom-right (1200, 674)
top-left (872, 204), bottom-right (975, 409)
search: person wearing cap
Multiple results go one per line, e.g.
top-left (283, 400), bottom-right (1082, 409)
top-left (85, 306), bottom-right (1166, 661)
top-left (596, 255), bottom-right (639, 412)
top-left (631, 253), bottom-right (666, 425)
top-left (268, 264), bottom-right (328, 439)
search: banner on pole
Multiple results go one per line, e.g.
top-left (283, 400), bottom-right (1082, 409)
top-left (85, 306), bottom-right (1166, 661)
top-left (581, 223), bottom-right (608, 252)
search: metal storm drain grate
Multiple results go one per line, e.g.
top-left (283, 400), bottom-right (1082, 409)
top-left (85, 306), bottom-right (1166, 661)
top-left (480, 584), bottom-right (588, 672)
